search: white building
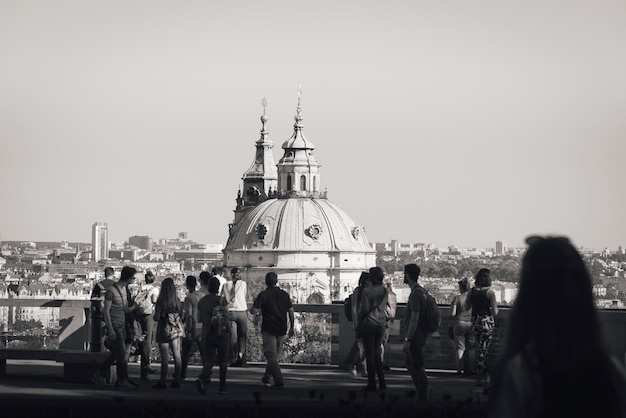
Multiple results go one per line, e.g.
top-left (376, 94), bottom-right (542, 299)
top-left (92, 222), bottom-right (109, 262)
top-left (223, 94), bottom-right (377, 303)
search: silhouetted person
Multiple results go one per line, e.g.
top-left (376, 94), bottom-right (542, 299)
top-left (403, 263), bottom-right (429, 401)
top-left (450, 277), bottom-right (475, 375)
top-left (196, 275), bottom-right (230, 394)
top-left (465, 267), bottom-right (498, 388)
top-left (182, 274), bottom-right (207, 379)
top-left (490, 236), bottom-right (626, 418)
top-left (349, 272), bottom-right (370, 377)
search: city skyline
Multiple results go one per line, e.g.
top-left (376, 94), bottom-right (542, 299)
top-left (1, 1), bottom-right (625, 251)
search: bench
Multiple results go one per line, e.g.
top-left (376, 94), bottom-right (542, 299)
top-left (0, 349), bottom-right (111, 383)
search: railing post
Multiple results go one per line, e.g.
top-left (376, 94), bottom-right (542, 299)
top-left (89, 300), bottom-right (103, 352)
top-left (58, 302), bottom-right (87, 350)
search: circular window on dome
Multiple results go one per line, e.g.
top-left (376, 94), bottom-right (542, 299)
top-left (306, 224), bottom-right (322, 240)
top-left (257, 224), bottom-right (268, 240)
top-left (351, 227), bottom-right (361, 240)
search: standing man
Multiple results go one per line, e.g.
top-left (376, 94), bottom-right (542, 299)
top-left (181, 274), bottom-right (208, 380)
top-left (133, 270), bottom-right (159, 382)
top-left (221, 267), bottom-right (248, 367)
top-left (195, 275), bottom-right (230, 395)
top-left (211, 267), bottom-right (227, 295)
top-left (92, 266), bottom-right (138, 389)
top-left (90, 267), bottom-right (116, 352)
top-left (403, 263), bottom-right (428, 401)
top-left (250, 272), bottom-right (294, 389)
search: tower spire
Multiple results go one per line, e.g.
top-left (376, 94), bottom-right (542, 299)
top-left (294, 84), bottom-right (303, 129)
top-left (237, 97), bottom-right (278, 214)
top-left (260, 97), bottom-right (269, 138)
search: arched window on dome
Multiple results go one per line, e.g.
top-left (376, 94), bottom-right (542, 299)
top-left (300, 175), bottom-right (306, 191)
top-left (287, 175), bottom-right (292, 191)
top-left (313, 176), bottom-right (317, 191)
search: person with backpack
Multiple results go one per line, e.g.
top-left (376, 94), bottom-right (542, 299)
top-left (357, 266), bottom-right (388, 392)
top-left (403, 263), bottom-right (430, 402)
top-left (91, 266), bottom-right (139, 389)
top-left (195, 275), bottom-right (231, 395)
top-left (133, 270), bottom-right (159, 382)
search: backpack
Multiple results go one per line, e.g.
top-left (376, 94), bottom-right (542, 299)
top-left (344, 296), bottom-right (353, 321)
top-left (417, 287), bottom-right (441, 334)
top-left (210, 299), bottom-right (232, 336)
top-left (133, 287), bottom-right (153, 314)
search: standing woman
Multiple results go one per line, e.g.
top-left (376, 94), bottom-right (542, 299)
top-left (465, 268), bottom-right (498, 388)
top-left (358, 267), bottom-right (388, 391)
top-left (153, 277), bottom-right (186, 389)
top-left (490, 237), bottom-right (625, 418)
top-left (450, 277), bottom-right (475, 375)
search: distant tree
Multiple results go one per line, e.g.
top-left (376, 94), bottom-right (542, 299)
top-left (440, 264), bottom-right (458, 278)
top-left (492, 259), bottom-right (520, 282)
top-left (426, 265), bottom-right (441, 278)
top-left (12, 319), bottom-right (43, 333)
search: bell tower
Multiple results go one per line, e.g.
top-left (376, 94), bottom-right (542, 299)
top-left (277, 87), bottom-right (323, 198)
top-left (233, 98), bottom-right (278, 223)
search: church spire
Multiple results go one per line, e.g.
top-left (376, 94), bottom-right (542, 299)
top-left (238, 98), bottom-right (278, 212)
top-left (277, 86), bottom-right (323, 198)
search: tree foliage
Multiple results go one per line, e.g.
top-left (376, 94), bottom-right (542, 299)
top-left (12, 319), bottom-right (44, 333)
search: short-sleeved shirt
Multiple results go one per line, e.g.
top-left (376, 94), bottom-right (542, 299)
top-left (253, 286), bottom-right (293, 336)
top-left (405, 285), bottom-right (426, 342)
top-left (104, 284), bottom-right (128, 325)
top-left (222, 280), bottom-right (248, 311)
top-left (197, 293), bottom-right (222, 335)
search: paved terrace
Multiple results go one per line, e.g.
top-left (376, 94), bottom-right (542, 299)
top-left (1, 299), bottom-right (625, 417)
top-left (0, 360), bottom-right (491, 418)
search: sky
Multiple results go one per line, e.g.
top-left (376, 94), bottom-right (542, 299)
top-left (1, 1), bottom-right (625, 251)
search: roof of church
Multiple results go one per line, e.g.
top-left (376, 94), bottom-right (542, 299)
top-left (226, 90), bottom-right (375, 256)
top-left (225, 197), bottom-right (374, 253)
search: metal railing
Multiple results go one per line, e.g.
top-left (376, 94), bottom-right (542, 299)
top-left (1, 298), bottom-right (625, 369)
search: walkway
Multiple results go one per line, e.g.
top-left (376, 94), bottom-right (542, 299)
top-left (0, 360), bottom-right (491, 417)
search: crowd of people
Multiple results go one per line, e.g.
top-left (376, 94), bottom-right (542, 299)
top-left (89, 265), bottom-right (292, 394)
top-left (88, 236), bottom-right (626, 416)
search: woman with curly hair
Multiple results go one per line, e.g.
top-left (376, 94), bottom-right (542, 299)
top-left (465, 268), bottom-right (498, 388)
top-left (152, 277), bottom-right (186, 389)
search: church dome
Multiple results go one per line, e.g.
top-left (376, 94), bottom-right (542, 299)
top-left (223, 91), bottom-right (376, 302)
top-left (225, 197), bottom-right (372, 253)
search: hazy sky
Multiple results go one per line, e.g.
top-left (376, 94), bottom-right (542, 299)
top-left (1, 1), bottom-right (625, 250)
